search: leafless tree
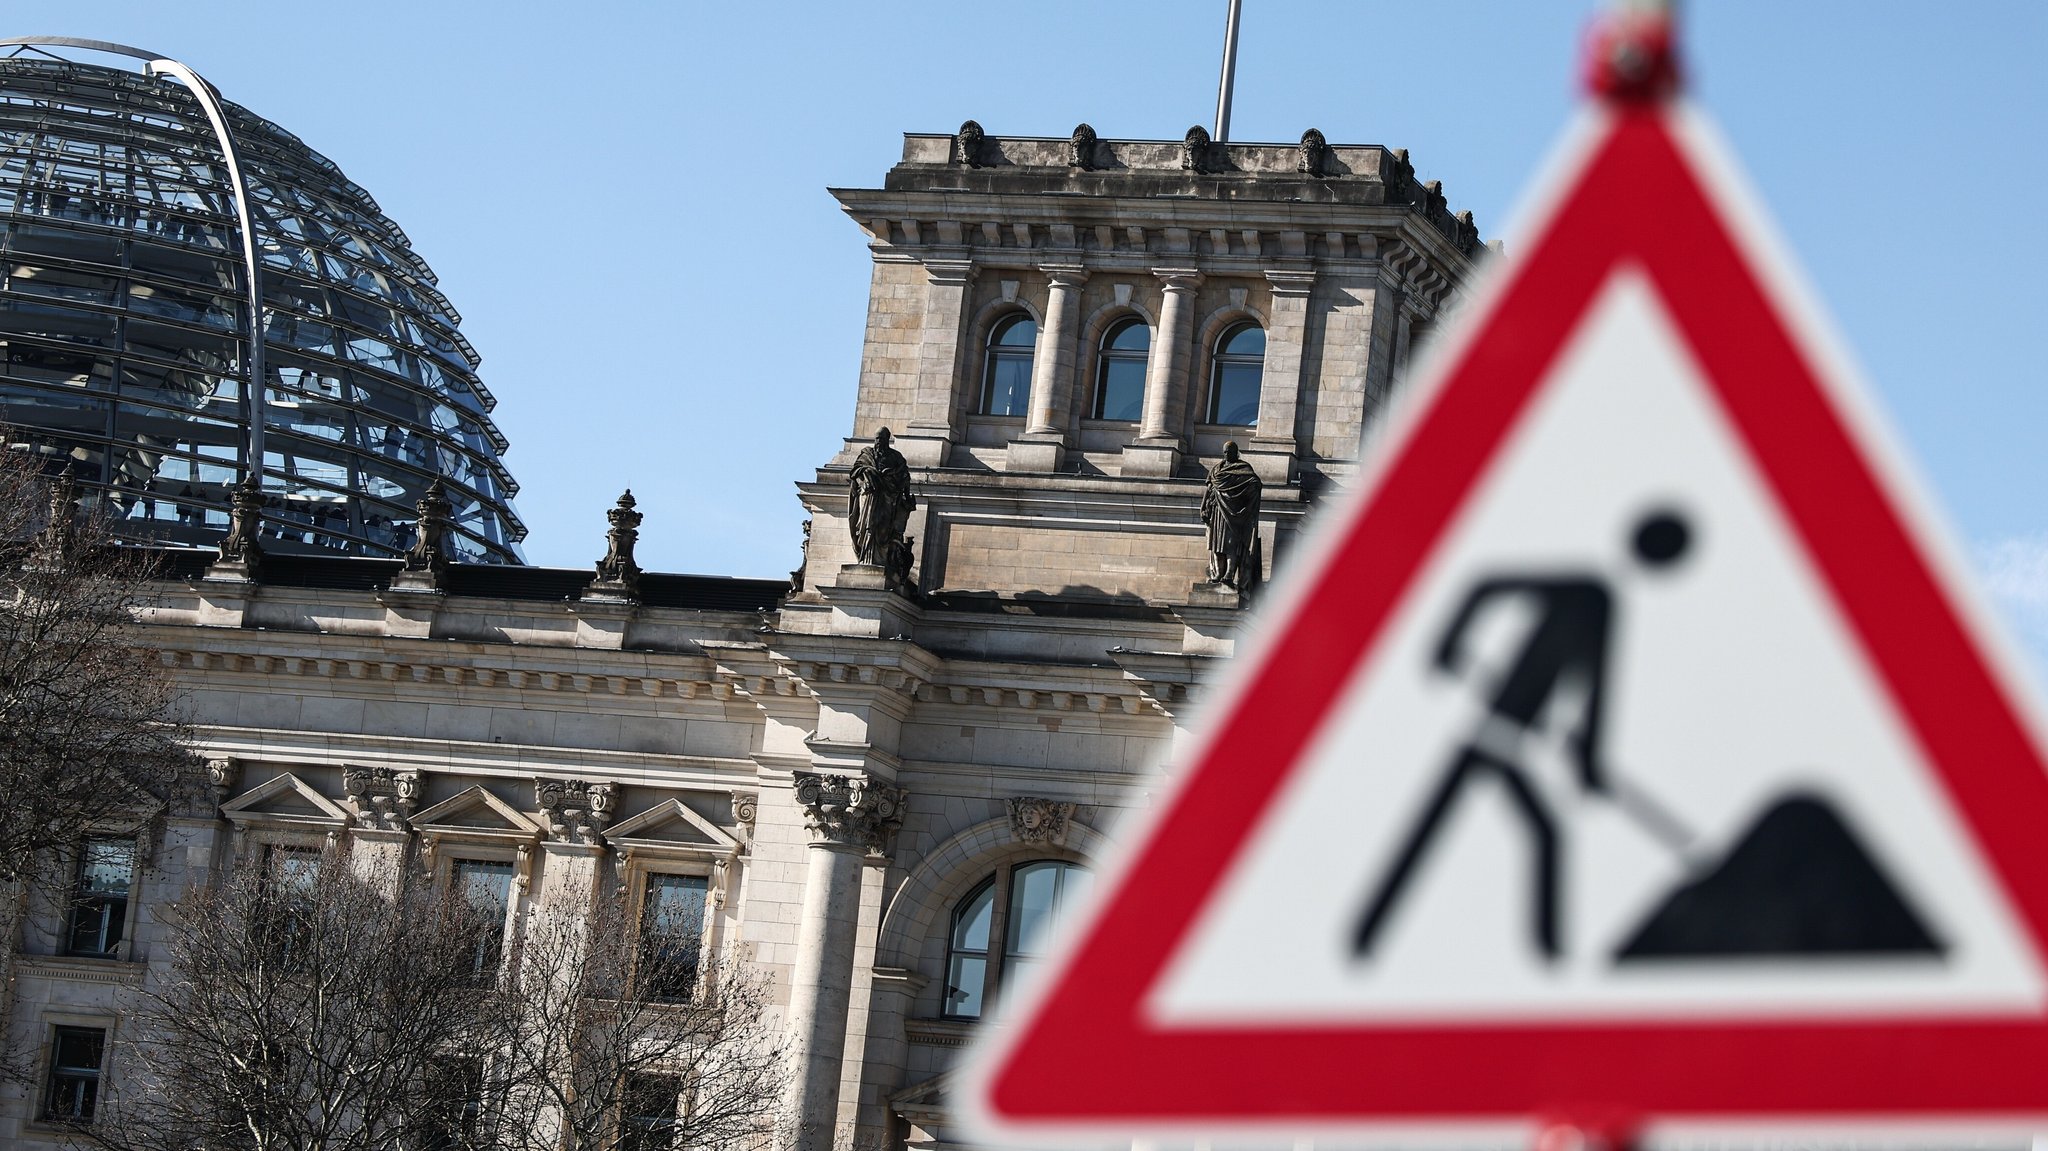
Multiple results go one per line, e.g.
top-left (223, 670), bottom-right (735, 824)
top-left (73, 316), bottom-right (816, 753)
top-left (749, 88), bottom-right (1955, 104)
top-left (0, 447), bottom-right (187, 889)
top-left (481, 885), bottom-right (789, 1151)
top-left (0, 445), bottom-right (190, 1082)
top-left (75, 852), bottom-right (495, 1151)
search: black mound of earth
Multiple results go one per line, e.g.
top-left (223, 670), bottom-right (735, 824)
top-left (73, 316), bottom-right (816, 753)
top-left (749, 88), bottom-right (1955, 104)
top-left (1616, 793), bottom-right (1944, 959)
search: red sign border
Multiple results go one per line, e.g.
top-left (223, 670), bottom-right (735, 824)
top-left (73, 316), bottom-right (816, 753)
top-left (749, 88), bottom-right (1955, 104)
top-left (968, 106), bottom-right (2048, 1136)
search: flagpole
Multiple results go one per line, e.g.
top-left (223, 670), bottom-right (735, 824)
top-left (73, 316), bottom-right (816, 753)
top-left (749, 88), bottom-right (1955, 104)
top-left (1213, 0), bottom-right (1242, 141)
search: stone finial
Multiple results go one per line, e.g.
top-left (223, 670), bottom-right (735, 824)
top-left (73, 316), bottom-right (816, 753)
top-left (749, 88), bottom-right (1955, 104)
top-left (403, 478), bottom-right (452, 577)
top-left (793, 772), bottom-right (907, 852)
top-left (586, 488), bottom-right (642, 601)
top-left (1298, 128), bottom-right (1328, 176)
top-left (1455, 209), bottom-right (1481, 254)
top-left (1181, 124), bottom-right (1213, 173)
top-left (955, 120), bottom-right (987, 168)
top-left (1007, 797), bottom-right (1076, 845)
top-left (1068, 123), bottom-right (1099, 170)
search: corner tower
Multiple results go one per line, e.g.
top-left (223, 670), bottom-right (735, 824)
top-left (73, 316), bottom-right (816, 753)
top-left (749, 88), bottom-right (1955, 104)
top-left (792, 123), bottom-right (1484, 614)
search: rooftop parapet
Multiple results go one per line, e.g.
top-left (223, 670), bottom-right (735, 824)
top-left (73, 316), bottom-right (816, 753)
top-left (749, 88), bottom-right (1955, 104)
top-left (886, 122), bottom-right (1482, 255)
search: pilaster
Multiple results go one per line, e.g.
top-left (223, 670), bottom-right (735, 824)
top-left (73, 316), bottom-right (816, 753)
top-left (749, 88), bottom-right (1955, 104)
top-left (1246, 267), bottom-right (1316, 484)
top-left (902, 259), bottom-right (976, 467)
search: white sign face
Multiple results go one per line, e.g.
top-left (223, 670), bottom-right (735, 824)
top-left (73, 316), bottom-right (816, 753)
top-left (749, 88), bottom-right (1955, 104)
top-left (1152, 271), bottom-right (2045, 1023)
top-left (963, 101), bottom-right (2048, 1147)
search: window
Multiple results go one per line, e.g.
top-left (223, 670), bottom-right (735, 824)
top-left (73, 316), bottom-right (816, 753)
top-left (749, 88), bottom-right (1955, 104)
top-left (978, 314), bottom-right (1036, 417)
top-left (66, 838), bottom-right (134, 958)
top-left (451, 858), bottom-right (515, 982)
top-left (638, 873), bottom-right (709, 1002)
top-left (1090, 318), bottom-right (1149, 421)
top-left (44, 1026), bottom-right (105, 1123)
top-left (943, 859), bottom-right (1091, 1020)
top-left (259, 844), bottom-right (320, 966)
top-left (620, 1072), bottom-right (683, 1151)
top-left (1205, 322), bottom-right (1265, 426)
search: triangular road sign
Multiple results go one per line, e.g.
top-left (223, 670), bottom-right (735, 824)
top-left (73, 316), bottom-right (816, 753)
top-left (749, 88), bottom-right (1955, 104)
top-left (963, 101), bottom-right (2048, 1147)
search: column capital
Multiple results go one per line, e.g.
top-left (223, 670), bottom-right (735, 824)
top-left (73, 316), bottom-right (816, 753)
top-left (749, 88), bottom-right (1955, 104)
top-left (1152, 267), bottom-right (1205, 292)
top-left (922, 258), bottom-right (976, 287)
top-left (1265, 268), bottom-right (1317, 297)
top-left (1038, 264), bottom-right (1090, 288)
top-left (794, 772), bottom-right (908, 851)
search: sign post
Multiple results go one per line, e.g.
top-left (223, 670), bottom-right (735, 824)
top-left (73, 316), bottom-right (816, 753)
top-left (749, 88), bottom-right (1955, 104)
top-left (963, 5), bottom-right (2048, 1148)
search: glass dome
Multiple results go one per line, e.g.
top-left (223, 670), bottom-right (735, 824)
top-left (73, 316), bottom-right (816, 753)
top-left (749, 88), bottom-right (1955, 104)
top-left (0, 46), bottom-right (525, 562)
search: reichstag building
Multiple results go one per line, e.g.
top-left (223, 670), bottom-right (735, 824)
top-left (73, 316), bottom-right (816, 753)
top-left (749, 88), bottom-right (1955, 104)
top-left (0, 37), bottom-right (1482, 1151)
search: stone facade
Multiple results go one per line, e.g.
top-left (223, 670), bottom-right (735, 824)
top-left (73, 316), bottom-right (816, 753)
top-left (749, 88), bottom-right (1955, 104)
top-left (0, 127), bottom-right (1478, 1150)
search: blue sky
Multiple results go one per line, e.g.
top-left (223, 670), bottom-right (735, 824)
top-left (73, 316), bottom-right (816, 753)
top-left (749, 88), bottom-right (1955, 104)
top-left (30, 2), bottom-right (2048, 657)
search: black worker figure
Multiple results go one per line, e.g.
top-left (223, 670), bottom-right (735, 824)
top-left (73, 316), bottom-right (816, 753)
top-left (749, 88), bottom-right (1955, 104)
top-left (1352, 509), bottom-right (1697, 962)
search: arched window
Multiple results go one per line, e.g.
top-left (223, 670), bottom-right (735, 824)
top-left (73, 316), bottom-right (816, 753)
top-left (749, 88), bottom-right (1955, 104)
top-left (942, 859), bottom-right (1091, 1020)
top-left (1205, 322), bottom-right (1265, 426)
top-left (1090, 318), bottom-right (1149, 421)
top-left (978, 313), bottom-right (1036, 417)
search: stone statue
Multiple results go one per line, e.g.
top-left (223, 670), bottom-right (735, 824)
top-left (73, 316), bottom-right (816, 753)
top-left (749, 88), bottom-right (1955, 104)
top-left (1298, 128), bottom-right (1328, 176)
top-left (955, 120), bottom-right (986, 168)
top-left (217, 473), bottom-right (265, 570)
top-left (590, 488), bottom-right (642, 598)
top-left (403, 478), bottom-right (452, 576)
top-left (1182, 124), bottom-right (1212, 173)
top-left (1201, 441), bottom-right (1263, 591)
top-left (35, 463), bottom-right (78, 558)
top-left (849, 428), bottom-right (914, 570)
top-left (1069, 123), bottom-right (1098, 169)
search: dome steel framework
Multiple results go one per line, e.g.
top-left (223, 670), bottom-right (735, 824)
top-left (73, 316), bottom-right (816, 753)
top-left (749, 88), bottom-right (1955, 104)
top-left (0, 38), bottom-right (525, 562)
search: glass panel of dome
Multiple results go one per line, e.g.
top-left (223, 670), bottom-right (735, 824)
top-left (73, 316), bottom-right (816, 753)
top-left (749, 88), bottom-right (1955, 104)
top-left (11, 265), bottom-right (118, 306)
top-left (0, 54), bottom-right (524, 562)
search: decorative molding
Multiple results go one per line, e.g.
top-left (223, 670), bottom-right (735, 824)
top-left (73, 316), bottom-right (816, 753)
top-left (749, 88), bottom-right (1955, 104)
top-left (205, 756), bottom-right (241, 802)
top-left (729, 791), bottom-right (758, 836)
top-left (342, 764), bottom-right (420, 829)
top-left (793, 772), bottom-right (907, 852)
top-left (409, 785), bottom-right (544, 877)
top-left (1006, 797), bottom-right (1075, 846)
top-left (533, 776), bottom-right (617, 843)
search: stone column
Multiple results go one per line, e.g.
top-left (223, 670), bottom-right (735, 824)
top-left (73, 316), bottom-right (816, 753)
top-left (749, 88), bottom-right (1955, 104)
top-left (1009, 267), bottom-right (1088, 472)
top-left (1245, 268), bottom-right (1316, 484)
top-left (1124, 269), bottom-right (1202, 478)
top-left (782, 773), bottom-right (906, 1151)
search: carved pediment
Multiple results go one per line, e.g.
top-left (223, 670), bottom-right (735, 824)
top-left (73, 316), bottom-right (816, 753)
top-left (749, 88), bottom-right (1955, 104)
top-left (221, 773), bottom-right (350, 831)
top-left (408, 785), bottom-right (543, 842)
top-left (606, 798), bottom-right (741, 862)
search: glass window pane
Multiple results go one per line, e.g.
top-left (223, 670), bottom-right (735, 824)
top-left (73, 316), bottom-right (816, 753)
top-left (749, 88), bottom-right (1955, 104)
top-left (952, 881), bottom-right (993, 951)
top-left (1209, 362), bottom-right (1262, 426)
top-left (1105, 318), bottom-right (1149, 352)
top-left (983, 351), bottom-right (1031, 417)
top-left (945, 954), bottom-right (987, 1019)
top-left (640, 873), bottom-right (709, 1001)
top-left (1094, 356), bottom-right (1145, 421)
top-left (1221, 324), bottom-right (1266, 357)
top-left (1006, 862), bottom-right (1064, 958)
top-left (992, 316), bottom-right (1037, 347)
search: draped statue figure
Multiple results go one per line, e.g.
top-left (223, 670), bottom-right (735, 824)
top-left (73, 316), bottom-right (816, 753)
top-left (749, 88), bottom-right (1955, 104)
top-left (1201, 441), bottom-right (1262, 591)
top-left (848, 428), bottom-right (915, 585)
